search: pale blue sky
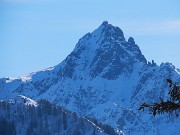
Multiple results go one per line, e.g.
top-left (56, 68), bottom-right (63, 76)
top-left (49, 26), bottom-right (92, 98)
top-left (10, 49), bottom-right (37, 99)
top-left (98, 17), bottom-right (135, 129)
top-left (0, 0), bottom-right (180, 78)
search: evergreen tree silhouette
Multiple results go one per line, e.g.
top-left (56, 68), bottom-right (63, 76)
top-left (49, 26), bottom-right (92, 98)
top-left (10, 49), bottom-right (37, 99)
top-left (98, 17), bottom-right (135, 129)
top-left (139, 79), bottom-right (180, 116)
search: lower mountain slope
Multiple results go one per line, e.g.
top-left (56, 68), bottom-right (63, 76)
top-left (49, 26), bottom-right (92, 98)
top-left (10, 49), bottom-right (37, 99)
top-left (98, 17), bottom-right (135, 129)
top-left (0, 95), bottom-right (115, 135)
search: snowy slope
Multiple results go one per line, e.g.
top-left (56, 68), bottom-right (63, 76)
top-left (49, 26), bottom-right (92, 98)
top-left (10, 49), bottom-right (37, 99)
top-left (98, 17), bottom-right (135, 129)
top-left (0, 21), bottom-right (180, 135)
top-left (0, 95), bottom-right (111, 135)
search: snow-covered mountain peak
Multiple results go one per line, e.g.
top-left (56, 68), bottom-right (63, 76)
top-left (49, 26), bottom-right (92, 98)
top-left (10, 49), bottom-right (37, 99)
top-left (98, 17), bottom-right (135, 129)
top-left (90, 21), bottom-right (125, 43)
top-left (99, 21), bottom-right (125, 39)
top-left (101, 20), bottom-right (108, 26)
top-left (68, 21), bottom-right (147, 79)
top-left (1, 21), bottom-right (180, 135)
top-left (75, 21), bottom-right (125, 50)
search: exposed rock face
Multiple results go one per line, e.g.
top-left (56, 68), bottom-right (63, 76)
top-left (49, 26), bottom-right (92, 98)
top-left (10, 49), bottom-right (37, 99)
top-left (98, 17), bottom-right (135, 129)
top-left (0, 21), bottom-right (180, 135)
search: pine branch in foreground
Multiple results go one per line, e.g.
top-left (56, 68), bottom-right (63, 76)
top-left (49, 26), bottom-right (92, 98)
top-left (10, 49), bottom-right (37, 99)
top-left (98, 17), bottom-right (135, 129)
top-left (139, 79), bottom-right (180, 116)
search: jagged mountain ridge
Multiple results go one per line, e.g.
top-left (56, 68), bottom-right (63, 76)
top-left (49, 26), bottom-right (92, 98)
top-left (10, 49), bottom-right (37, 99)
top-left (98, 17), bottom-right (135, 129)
top-left (0, 21), bottom-right (180, 135)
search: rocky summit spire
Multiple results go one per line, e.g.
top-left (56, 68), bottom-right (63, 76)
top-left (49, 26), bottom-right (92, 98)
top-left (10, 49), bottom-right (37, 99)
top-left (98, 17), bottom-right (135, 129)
top-left (92, 21), bottom-right (125, 42)
top-left (65, 21), bottom-right (147, 79)
top-left (101, 20), bottom-right (108, 26)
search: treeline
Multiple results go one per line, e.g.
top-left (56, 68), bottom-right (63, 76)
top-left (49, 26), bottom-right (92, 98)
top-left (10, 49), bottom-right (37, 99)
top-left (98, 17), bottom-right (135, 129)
top-left (84, 116), bottom-right (117, 135)
top-left (0, 117), bottom-right (16, 135)
top-left (0, 98), bottom-right (115, 135)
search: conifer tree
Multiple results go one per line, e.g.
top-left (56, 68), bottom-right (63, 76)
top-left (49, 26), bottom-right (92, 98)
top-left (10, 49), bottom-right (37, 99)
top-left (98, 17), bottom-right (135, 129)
top-left (139, 79), bottom-right (180, 116)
